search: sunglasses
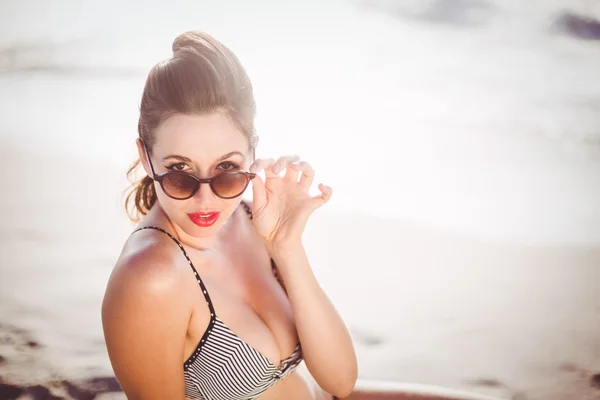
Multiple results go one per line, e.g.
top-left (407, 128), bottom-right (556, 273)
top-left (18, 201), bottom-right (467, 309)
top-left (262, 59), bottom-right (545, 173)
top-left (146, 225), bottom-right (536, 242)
top-left (141, 139), bottom-right (256, 200)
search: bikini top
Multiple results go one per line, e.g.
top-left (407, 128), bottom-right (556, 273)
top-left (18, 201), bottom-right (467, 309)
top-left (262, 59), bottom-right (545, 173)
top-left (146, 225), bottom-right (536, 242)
top-left (131, 203), bottom-right (303, 399)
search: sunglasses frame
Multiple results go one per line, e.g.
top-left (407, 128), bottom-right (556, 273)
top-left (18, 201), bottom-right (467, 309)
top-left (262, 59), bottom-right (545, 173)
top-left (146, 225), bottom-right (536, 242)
top-left (140, 138), bottom-right (256, 200)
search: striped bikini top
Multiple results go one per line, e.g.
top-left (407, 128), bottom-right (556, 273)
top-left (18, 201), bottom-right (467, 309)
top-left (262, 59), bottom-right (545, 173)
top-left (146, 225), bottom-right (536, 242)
top-left (131, 205), bottom-right (303, 400)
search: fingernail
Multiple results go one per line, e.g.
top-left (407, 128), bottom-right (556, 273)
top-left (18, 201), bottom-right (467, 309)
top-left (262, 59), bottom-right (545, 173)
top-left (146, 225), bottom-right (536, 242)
top-left (272, 164), bottom-right (280, 173)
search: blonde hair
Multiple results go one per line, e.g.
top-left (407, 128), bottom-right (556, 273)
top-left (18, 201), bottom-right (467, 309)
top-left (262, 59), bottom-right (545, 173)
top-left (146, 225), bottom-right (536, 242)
top-left (124, 31), bottom-right (258, 222)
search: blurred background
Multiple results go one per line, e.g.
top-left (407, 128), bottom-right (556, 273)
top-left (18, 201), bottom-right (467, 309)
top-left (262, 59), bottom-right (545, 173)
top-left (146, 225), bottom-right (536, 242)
top-left (1, 0), bottom-right (599, 399)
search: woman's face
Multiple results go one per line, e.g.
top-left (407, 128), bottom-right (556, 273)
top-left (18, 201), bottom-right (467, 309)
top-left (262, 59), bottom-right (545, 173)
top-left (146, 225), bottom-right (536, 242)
top-left (140, 111), bottom-right (253, 240)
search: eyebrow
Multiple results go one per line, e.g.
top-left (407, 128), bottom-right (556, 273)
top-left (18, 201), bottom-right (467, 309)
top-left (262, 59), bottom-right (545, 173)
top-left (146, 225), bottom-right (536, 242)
top-left (162, 151), bottom-right (245, 163)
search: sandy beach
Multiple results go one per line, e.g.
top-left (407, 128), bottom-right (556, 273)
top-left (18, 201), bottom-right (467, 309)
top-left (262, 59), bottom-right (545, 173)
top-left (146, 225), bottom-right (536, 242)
top-left (0, 141), bottom-right (598, 399)
top-left (1, 1), bottom-right (600, 399)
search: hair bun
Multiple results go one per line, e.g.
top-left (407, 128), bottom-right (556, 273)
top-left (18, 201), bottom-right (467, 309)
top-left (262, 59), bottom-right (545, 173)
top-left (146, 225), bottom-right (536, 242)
top-left (172, 31), bottom-right (216, 55)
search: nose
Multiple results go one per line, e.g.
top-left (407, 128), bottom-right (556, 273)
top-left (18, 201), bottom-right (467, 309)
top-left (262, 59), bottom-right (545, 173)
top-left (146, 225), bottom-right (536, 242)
top-left (193, 181), bottom-right (216, 203)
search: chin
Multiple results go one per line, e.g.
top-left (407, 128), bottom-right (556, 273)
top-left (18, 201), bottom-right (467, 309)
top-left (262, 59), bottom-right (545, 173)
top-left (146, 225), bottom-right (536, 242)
top-left (187, 222), bottom-right (222, 237)
top-left (185, 213), bottom-right (230, 237)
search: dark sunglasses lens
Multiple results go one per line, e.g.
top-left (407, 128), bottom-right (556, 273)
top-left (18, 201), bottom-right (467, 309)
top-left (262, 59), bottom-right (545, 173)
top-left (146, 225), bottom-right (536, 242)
top-left (161, 172), bottom-right (198, 199)
top-left (212, 172), bottom-right (249, 198)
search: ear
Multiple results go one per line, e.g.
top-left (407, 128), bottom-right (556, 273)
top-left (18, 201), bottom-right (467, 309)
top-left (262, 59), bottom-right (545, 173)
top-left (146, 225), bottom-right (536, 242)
top-left (135, 138), bottom-right (152, 178)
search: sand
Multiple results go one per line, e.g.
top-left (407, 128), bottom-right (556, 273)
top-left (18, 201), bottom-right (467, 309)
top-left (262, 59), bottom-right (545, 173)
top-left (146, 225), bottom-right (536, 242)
top-left (1, 1), bottom-right (600, 398)
top-left (0, 141), bottom-right (598, 400)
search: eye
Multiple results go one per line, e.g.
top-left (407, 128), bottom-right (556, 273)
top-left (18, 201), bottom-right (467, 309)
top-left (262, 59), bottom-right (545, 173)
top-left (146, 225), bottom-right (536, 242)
top-left (166, 162), bottom-right (189, 172)
top-left (218, 161), bottom-right (240, 171)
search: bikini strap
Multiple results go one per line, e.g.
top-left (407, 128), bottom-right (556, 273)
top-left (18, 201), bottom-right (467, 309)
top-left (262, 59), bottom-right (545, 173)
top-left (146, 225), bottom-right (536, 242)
top-left (131, 226), bottom-right (216, 316)
top-left (241, 200), bottom-right (253, 220)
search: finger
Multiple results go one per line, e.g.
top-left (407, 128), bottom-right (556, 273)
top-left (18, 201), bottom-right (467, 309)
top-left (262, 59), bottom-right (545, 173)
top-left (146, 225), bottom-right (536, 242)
top-left (250, 158), bottom-right (277, 180)
top-left (249, 159), bottom-right (274, 210)
top-left (283, 159), bottom-right (304, 183)
top-left (250, 170), bottom-right (267, 212)
top-left (249, 158), bottom-right (273, 173)
top-left (291, 161), bottom-right (315, 189)
top-left (272, 155), bottom-right (300, 176)
top-left (310, 183), bottom-right (333, 209)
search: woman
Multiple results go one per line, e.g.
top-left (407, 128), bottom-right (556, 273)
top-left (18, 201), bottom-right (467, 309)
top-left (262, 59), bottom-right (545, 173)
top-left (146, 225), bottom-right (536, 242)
top-left (101, 30), bottom-right (356, 400)
top-left (101, 30), bottom-right (480, 400)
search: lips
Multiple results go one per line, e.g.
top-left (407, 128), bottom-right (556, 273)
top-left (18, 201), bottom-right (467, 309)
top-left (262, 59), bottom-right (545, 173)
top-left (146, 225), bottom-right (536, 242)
top-left (187, 211), bottom-right (220, 228)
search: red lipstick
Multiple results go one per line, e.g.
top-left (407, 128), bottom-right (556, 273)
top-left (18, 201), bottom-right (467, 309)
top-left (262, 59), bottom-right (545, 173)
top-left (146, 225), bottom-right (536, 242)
top-left (187, 211), bottom-right (220, 227)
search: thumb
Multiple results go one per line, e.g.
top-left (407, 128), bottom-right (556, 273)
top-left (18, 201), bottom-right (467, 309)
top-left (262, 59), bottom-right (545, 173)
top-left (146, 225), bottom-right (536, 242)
top-left (250, 169), bottom-right (267, 212)
top-left (309, 183), bottom-right (333, 211)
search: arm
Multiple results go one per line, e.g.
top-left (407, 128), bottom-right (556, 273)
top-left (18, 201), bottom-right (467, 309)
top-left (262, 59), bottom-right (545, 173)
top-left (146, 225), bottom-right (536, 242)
top-left (272, 244), bottom-right (358, 398)
top-left (248, 156), bottom-right (358, 397)
top-left (101, 248), bottom-right (191, 400)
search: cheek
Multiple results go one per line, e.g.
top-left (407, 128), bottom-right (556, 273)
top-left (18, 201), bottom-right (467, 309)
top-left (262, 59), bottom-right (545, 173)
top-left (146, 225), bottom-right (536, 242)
top-left (155, 190), bottom-right (186, 213)
top-left (154, 181), bottom-right (202, 209)
top-left (212, 199), bottom-right (244, 229)
top-left (220, 198), bottom-right (242, 217)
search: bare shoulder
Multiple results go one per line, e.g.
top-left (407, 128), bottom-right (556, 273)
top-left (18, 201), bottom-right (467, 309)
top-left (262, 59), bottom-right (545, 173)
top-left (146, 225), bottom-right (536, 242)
top-left (105, 228), bottom-right (189, 298)
top-left (101, 227), bottom-right (195, 336)
top-left (101, 228), bottom-right (193, 399)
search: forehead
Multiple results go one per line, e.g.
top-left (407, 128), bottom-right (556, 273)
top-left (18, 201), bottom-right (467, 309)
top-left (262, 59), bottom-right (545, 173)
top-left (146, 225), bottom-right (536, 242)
top-left (153, 112), bottom-right (248, 159)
